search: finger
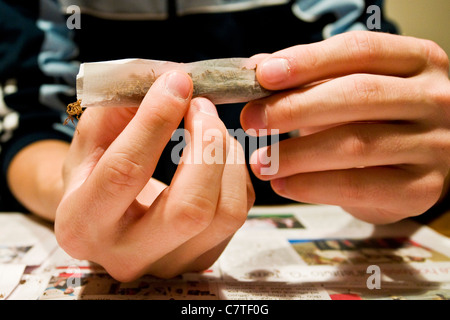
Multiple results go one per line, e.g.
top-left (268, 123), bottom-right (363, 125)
top-left (241, 74), bottom-right (430, 133)
top-left (165, 97), bottom-right (229, 227)
top-left (103, 98), bottom-right (230, 280)
top-left (248, 53), bottom-right (271, 67)
top-left (256, 31), bottom-right (430, 90)
top-left (67, 71), bottom-right (193, 226)
top-left (62, 107), bottom-right (139, 193)
top-left (250, 123), bottom-right (431, 180)
top-left (186, 138), bottom-right (254, 270)
top-left (73, 106), bottom-right (138, 149)
top-left (270, 167), bottom-right (445, 224)
top-left (145, 137), bottom-right (252, 278)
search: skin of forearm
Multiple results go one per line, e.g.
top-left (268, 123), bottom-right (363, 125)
top-left (7, 140), bottom-right (70, 221)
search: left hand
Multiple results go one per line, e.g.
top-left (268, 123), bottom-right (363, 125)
top-left (241, 31), bottom-right (450, 224)
top-left (55, 71), bottom-right (254, 281)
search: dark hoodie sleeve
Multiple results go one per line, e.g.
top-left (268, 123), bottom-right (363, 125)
top-left (0, 0), bottom-right (78, 211)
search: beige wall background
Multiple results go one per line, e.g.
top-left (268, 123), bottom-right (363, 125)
top-left (385, 0), bottom-right (450, 59)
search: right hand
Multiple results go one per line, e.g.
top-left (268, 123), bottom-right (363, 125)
top-left (55, 71), bottom-right (254, 281)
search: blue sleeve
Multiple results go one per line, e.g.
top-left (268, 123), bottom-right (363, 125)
top-left (291, 0), bottom-right (397, 39)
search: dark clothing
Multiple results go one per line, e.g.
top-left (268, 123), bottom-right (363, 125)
top-left (0, 0), bottom-right (402, 211)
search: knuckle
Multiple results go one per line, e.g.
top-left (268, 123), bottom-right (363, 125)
top-left (147, 104), bottom-right (182, 130)
top-left (427, 81), bottom-right (450, 115)
top-left (416, 77), bottom-right (450, 125)
top-left (346, 74), bottom-right (381, 106)
top-left (150, 265), bottom-right (188, 280)
top-left (106, 261), bottom-right (144, 283)
top-left (174, 195), bottom-right (216, 234)
top-left (54, 215), bottom-right (92, 260)
top-left (102, 155), bottom-right (145, 190)
top-left (342, 31), bottom-right (374, 66)
top-left (405, 171), bottom-right (444, 213)
top-left (421, 172), bottom-right (445, 206)
top-left (340, 126), bottom-right (372, 159)
top-left (421, 39), bottom-right (450, 70)
top-left (150, 269), bottom-right (177, 280)
top-left (100, 249), bottom-right (155, 283)
top-left (278, 93), bottom-right (300, 124)
top-left (218, 203), bottom-right (249, 234)
top-left (299, 44), bottom-right (320, 70)
top-left (112, 273), bottom-right (139, 283)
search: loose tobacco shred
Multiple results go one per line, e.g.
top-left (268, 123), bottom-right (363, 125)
top-left (64, 99), bottom-right (84, 125)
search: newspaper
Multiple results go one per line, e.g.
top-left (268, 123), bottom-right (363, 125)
top-left (1, 205), bottom-right (449, 300)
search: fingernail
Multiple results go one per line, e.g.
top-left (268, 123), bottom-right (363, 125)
top-left (165, 71), bottom-right (192, 100)
top-left (192, 98), bottom-right (218, 116)
top-left (260, 58), bottom-right (290, 85)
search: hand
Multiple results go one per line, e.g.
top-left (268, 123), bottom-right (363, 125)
top-left (55, 71), bottom-right (254, 281)
top-left (241, 31), bottom-right (450, 224)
